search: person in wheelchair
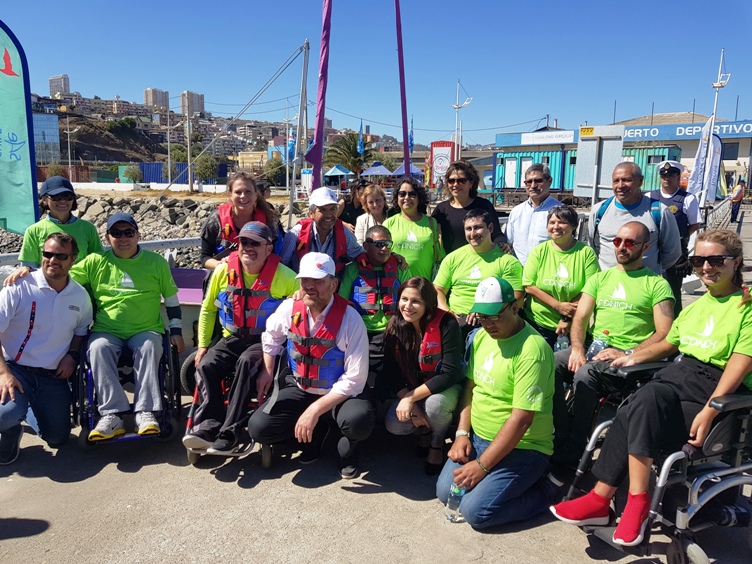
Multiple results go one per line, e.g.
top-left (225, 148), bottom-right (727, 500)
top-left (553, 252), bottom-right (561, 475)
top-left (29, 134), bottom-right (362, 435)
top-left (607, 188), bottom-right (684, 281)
top-left (338, 225), bottom-right (412, 394)
top-left (70, 212), bottom-right (184, 440)
top-left (183, 222), bottom-right (298, 453)
top-left (0, 233), bottom-right (93, 464)
top-left (552, 222), bottom-right (674, 468)
top-left (550, 229), bottom-right (752, 547)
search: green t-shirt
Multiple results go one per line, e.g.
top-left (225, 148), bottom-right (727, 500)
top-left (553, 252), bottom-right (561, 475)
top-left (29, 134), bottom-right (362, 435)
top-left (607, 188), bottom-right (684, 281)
top-left (338, 260), bottom-right (413, 333)
top-left (199, 259), bottom-right (299, 346)
top-left (19, 216), bottom-right (104, 266)
top-left (581, 267), bottom-right (674, 351)
top-left (667, 291), bottom-right (752, 389)
top-left (70, 249), bottom-right (178, 339)
top-left (468, 322), bottom-right (554, 454)
top-left (434, 245), bottom-right (522, 315)
top-left (383, 214), bottom-right (443, 279)
top-left (523, 240), bottom-right (600, 330)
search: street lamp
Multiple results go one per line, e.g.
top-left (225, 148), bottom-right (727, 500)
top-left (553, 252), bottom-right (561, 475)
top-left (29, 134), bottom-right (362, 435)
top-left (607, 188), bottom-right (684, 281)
top-left (64, 115), bottom-right (80, 180)
top-left (451, 79), bottom-right (472, 161)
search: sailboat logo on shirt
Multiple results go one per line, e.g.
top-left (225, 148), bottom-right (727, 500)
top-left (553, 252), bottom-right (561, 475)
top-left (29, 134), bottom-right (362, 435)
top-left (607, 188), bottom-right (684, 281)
top-left (120, 273), bottom-right (134, 288)
top-left (468, 265), bottom-right (482, 279)
top-left (610, 283), bottom-right (627, 300)
top-left (407, 230), bottom-right (418, 243)
top-left (556, 263), bottom-right (569, 278)
top-left (474, 353), bottom-right (497, 386)
top-left (698, 315), bottom-right (714, 337)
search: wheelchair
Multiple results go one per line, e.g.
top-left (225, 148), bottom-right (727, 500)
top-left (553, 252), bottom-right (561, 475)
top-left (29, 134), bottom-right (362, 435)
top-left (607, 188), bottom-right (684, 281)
top-left (564, 362), bottom-right (752, 564)
top-left (74, 331), bottom-right (182, 449)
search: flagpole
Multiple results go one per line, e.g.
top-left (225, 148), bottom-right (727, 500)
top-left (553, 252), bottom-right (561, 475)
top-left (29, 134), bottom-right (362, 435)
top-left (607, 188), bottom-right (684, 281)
top-left (394, 0), bottom-right (411, 177)
top-left (289, 39), bottom-right (310, 229)
top-left (307, 0), bottom-right (333, 192)
top-left (700, 48), bottom-right (729, 208)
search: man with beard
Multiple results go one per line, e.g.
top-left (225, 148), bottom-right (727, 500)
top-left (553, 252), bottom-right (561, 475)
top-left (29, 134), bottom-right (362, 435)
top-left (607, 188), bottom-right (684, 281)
top-left (247, 253), bottom-right (375, 479)
top-left (551, 222), bottom-right (674, 468)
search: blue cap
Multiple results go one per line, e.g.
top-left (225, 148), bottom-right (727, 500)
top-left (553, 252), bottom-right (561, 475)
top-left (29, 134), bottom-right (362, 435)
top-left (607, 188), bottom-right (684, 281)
top-left (238, 221), bottom-right (273, 243)
top-left (106, 212), bottom-right (138, 231)
top-left (40, 176), bottom-right (75, 197)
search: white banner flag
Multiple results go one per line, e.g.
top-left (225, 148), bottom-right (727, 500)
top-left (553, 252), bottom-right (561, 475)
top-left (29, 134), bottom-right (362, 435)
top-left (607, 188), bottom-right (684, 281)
top-left (687, 116), bottom-right (713, 195)
top-left (704, 134), bottom-right (722, 202)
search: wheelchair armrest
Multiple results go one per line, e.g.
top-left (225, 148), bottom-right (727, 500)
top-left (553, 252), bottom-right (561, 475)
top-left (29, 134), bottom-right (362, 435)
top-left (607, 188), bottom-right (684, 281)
top-left (709, 393), bottom-right (752, 413)
top-left (615, 362), bottom-right (671, 379)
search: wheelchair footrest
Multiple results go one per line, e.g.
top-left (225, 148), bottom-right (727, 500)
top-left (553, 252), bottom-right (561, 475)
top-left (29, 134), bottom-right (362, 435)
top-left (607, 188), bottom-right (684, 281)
top-left (583, 526), bottom-right (650, 556)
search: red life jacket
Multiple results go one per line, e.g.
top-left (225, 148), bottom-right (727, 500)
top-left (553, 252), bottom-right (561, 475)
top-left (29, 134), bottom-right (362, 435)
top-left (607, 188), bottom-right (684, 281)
top-left (350, 254), bottom-right (400, 316)
top-left (217, 201), bottom-right (267, 247)
top-left (417, 310), bottom-right (447, 381)
top-left (295, 218), bottom-right (349, 276)
top-left (286, 294), bottom-right (348, 390)
top-left (218, 252), bottom-right (282, 337)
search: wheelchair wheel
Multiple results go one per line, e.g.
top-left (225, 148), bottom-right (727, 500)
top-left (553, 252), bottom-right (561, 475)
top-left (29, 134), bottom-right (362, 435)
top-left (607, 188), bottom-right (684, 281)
top-left (156, 417), bottom-right (180, 442)
top-left (667, 538), bottom-right (710, 564)
top-left (180, 351), bottom-right (197, 396)
top-left (77, 424), bottom-right (96, 452)
top-left (261, 443), bottom-right (272, 469)
top-left (186, 450), bottom-right (202, 466)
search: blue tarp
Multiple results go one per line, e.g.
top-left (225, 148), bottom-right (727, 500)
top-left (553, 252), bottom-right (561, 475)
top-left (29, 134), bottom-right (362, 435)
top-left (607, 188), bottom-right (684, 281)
top-left (324, 164), bottom-right (353, 176)
top-left (391, 162), bottom-right (424, 177)
top-left (362, 161), bottom-right (392, 176)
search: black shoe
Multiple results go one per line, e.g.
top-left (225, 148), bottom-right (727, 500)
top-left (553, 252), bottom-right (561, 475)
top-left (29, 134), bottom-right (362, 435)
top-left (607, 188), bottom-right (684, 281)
top-left (182, 430), bottom-right (215, 450)
top-left (415, 431), bottom-right (431, 458)
top-left (207, 432), bottom-right (238, 454)
top-left (424, 446), bottom-right (444, 475)
top-left (0, 432), bottom-right (22, 465)
top-left (299, 425), bottom-right (330, 465)
top-left (338, 455), bottom-right (359, 479)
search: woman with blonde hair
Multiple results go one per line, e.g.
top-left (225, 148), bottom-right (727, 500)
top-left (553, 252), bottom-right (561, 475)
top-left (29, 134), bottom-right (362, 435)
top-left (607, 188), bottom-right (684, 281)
top-left (354, 184), bottom-right (388, 245)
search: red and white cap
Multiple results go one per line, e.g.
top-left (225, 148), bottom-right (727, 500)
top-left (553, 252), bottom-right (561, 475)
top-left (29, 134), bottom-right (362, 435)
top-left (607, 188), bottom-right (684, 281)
top-left (296, 252), bottom-right (335, 279)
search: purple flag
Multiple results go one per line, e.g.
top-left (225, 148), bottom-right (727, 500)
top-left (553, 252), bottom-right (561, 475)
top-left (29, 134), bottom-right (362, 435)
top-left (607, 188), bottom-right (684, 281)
top-left (305, 0), bottom-right (333, 190)
top-left (394, 0), bottom-right (410, 176)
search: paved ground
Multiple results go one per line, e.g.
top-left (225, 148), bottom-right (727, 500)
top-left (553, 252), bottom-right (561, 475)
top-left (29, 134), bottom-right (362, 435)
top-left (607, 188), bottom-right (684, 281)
top-left (2, 207), bottom-right (752, 563)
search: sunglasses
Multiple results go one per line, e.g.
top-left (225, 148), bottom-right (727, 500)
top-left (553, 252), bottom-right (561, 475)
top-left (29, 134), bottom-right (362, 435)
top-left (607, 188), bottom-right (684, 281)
top-left (42, 251), bottom-right (72, 261)
top-left (109, 228), bottom-right (137, 239)
top-left (689, 255), bottom-right (735, 268)
top-left (49, 192), bottom-right (75, 201)
top-left (240, 239), bottom-right (266, 248)
top-left (476, 304), bottom-right (510, 323)
top-left (446, 177), bottom-right (469, 185)
top-left (612, 237), bottom-right (644, 249)
top-left (397, 191), bottom-right (417, 199)
top-left (365, 239), bottom-right (393, 249)
top-left (524, 178), bottom-right (546, 186)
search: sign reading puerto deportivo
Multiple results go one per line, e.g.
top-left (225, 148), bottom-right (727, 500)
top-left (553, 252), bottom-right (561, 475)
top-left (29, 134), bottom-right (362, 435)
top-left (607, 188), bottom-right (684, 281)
top-left (496, 119), bottom-right (752, 147)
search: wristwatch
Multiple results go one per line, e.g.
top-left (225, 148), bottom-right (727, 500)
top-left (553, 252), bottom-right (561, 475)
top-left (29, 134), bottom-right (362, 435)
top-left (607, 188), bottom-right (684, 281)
top-left (624, 349), bottom-right (634, 356)
top-left (455, 430), bottom-right (470, 438)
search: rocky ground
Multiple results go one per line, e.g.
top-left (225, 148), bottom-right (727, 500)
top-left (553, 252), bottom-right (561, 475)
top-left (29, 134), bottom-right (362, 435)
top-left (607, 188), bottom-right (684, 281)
top-left (0, 192), bottom-right (301, 268)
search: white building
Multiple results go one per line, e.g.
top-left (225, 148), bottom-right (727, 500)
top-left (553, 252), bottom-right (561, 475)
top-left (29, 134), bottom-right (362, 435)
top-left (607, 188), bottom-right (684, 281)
top-left (180, 90), bottom-right (204, 116)
top-left (144, 88), bottom-right (170, 110)
top-left (49, 74), bottom-right (70, 97)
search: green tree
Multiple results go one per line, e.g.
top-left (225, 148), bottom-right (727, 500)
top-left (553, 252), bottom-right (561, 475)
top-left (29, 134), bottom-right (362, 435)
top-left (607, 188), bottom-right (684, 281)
top-left (263, 157), bottom-right (286, 186)
top-left (123, 164), bottom-right (142, 183)
top-left (378, 153), bottom-right (397, 172)
top-left (46, 162), bottom-right (66, 178)
top-left (190, 132), bottom-right (203, 144)
top-left (162, 161), bottom-right (177, 181)
top-left (195, 155), bottom-right (218, 182)
top-left (170, 145), bottom-right (188, 163)
top-left (324, 133), bottom-right (373, 176)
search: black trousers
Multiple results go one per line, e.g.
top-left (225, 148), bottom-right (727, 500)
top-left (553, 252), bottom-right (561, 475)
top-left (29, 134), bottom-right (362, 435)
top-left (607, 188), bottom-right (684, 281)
top-left (592, 357), bottom-right (724, 487)
top-left (247, 372), bottom-right (376, 459)
top-left (194, 335), bottom-right (264, 439)
top-left (663, 266), bottom-right (684, 318)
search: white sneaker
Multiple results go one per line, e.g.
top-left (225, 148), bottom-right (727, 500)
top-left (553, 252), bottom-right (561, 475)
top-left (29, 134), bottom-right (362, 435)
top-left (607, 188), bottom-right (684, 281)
top-left (89, 414), bottom-right (125, 441)
top-left (135, 412), bottom-right (161, 436)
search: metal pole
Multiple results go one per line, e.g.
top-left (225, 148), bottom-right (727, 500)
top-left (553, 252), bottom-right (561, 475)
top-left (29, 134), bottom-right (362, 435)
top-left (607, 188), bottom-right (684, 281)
top-left (455, 79), bottom-right (460, 160)
top-left (289, 39), bottom-right (309, 229)
top-left (591, 136), bottom-right (601, 206)
top-left (66, 115), bottom-right (72, 178)
top-left (700, 49), bottom-right (725, 208)
top-left (167, 110), bottom-right (172, 184)
top-left (186, 117), bottom-right (193, 190)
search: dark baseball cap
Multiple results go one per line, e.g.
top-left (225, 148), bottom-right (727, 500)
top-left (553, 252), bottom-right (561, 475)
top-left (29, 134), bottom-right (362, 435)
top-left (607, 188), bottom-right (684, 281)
top-left (40, 176), bottom-right (75, 197)
top-left (106, 212), bottom-right (138, 231)
top-left (238, 221), bottom-right (273, 243)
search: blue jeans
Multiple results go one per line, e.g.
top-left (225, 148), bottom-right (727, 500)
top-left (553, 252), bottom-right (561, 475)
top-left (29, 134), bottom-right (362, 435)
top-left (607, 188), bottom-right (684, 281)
top-left (0, 362), bottom-right (71, 446)
top-left (436, 434), bottom-right (555, 530)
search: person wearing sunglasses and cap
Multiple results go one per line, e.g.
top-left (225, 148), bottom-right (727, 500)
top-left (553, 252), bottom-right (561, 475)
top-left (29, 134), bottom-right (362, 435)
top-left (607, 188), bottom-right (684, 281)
top-left (436, 276), bottom-right (559, 529)
top-left (550, 222), bottom-right (674, 469)
top-left (0, 233), bottom-right (93, 465)
top-left (183, 221), bottom-right (298, 454)
top-left (338, 225), bottom-right (412, 392)
top-left (69, 212), bottom-right (184, 441)
top-left (648, 160), bottom-right (702, 317)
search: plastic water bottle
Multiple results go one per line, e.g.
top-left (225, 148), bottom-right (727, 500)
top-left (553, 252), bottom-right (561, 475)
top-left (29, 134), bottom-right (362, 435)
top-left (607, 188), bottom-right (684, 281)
top-left (445, 483), bottom-right (466, 522)
top-left (554, 334), bottom-right (570, 352)
top-left (586, 330), bottom-right (610, 361)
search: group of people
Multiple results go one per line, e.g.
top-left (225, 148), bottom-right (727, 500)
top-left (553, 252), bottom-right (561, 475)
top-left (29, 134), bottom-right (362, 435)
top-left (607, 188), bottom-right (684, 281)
top-left (0, 161), bottom-right (749, 544)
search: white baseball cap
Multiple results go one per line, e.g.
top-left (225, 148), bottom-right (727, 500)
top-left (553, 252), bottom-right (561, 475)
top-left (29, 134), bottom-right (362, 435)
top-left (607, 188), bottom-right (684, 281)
top-left (296, 252), bottom-right (336, 279)
top-left (309, 188), bottom-right (338, 208)
top-left (470, 277), bottom-right (516, 315)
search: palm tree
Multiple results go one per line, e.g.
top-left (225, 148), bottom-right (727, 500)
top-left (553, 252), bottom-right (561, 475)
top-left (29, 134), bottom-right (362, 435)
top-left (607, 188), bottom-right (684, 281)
top-left (324, 133), bottom-right (374, 176)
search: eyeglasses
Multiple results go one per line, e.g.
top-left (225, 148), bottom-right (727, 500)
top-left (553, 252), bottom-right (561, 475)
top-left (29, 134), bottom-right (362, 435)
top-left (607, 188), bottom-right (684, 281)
top-left (49, 193), bottom-right (75, 201)
top-left (42, 251), bottom-right (72, 261)
top-left (446, 177), bottom-right (469, 185)
top-left (524, 178), bottom-right (546, 186)
top-left (689, 255), bottom-right (735, 268)
top-left (612, 237), bottom-right (644, 249)
top-left (476, 304), bottom-right (510, 323)
top-left (240, 239), bottom-right (265, 248)
top-left (397, 191), bottom-right (417, 199)
top-left (109, 228), bottom-right (137, 239)
top-left (365, 239), bottom-right (392, 249)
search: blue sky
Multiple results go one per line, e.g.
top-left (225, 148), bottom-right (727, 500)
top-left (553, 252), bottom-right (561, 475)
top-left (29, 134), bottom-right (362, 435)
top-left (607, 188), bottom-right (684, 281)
top-left (2, 0), bottom-right (751, 145)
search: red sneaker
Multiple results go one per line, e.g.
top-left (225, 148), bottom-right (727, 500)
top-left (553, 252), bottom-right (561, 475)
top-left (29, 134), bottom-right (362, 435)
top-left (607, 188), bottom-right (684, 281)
top-left (613, 492), bottom-right (650, 546)
top-left (550, 490), bottom-right (611, 526)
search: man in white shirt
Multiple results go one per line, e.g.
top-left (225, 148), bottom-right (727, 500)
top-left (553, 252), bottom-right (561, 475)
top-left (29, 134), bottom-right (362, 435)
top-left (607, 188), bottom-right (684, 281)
top-left (506, 164), bottom-right (562, 265)
top-left (247, 253), bottom-right (375, 479)
top-left (0, 233), bottom-right (93, 464)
